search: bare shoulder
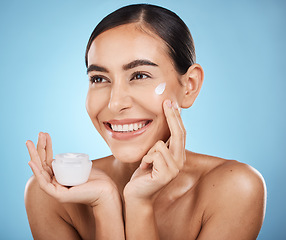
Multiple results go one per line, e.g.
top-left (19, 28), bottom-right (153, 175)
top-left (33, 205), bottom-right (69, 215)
top-left (25, 175), bottom-right (57, 211)
top-left (191, 152), bottom-right (267, 239)
top-left (199, 156), bottom-right (266, 200)
top-left (187, 151), bottom-right (266, 196)
top-left (25, 175), bottom-right (60, 210)
top-left (24, 176), bottom-right (82, 239)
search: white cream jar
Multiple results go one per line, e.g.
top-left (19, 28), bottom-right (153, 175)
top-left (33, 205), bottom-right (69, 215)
top-left (52, 153), bottom-right (92, 186)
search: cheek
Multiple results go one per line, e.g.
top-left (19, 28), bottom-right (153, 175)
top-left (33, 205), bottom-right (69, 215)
top-left (134, 87), bottom-right (164, 114)
top-left (86, 89), bottom-right (107, 121)
top-left (133, 82), bottom-right (181, 121)
top-left (139, 83), bottom-right (180, 110)
top-left (85, 90), bottom-right (94, 117)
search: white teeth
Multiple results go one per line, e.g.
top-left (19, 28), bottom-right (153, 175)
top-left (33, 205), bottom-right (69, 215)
top-left (128, 124), bottom-right (133, 131)
top-left (133, 123), bottom-right (138, 131)
top-left (113, 125), bottom-right (118, 131)
top-left (110, 122), bottom-right (148, 132)
top-left (122, 124), bottom-right (128, 131)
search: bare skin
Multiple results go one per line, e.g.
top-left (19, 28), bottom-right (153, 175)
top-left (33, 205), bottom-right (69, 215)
top-left (25, 147), bottom-right (265, 240)
top-left (25, 23), bottom-right (266, 239)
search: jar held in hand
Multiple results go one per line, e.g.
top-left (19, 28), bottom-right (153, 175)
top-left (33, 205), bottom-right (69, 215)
top-left (52, 153), bottom-right (92, 186)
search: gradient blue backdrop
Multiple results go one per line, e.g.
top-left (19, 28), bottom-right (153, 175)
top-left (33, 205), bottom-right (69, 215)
top-left (0, 0), bottom-right (285, 239)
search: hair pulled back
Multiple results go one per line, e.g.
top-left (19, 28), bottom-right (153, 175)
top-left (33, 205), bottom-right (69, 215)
top-left (85, 4), bottom-right (196, 75)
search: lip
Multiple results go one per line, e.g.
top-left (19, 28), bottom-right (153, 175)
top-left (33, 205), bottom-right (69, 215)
top-left (103, 119), bottom-right (153, 140)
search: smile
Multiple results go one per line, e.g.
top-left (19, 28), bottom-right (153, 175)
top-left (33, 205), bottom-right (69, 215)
top-left (103, 119), bottom-right (152, 140)
top-left (111, 122), bottom-right (148, 132)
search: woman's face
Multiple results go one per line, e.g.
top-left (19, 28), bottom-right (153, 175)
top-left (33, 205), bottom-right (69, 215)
top-left (86, 23), bottom-right (185, 163)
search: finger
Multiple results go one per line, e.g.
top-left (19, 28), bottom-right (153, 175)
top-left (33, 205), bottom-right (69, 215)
top-left (170, 101), bottom-right (186, 140)
top-left (149, 140), bottom-right (181, 171)
top-left (165, 138), bottom-right (170, 148)
top-left (163, 100), bottom-right (185, 158)
top-left (45, 132), bottom-right (53, 167)
top-left (171, 103), bottom-right (186, 152)
top-left (140, 154), bottom-right (153, 170)
top-left (37, 132), bottom-right (47, 164)
top-left (151, 152), bottom-right (172, 183)
top-left (36, 132), bottom-right (54, 176)
top-left (146, 138), bottom-right (168, 155)
top-left (26, 140), bottom-right (54, 180)
top-left (28, 160), bottom-right (47, 186)
top-left (172, 102), bottom-right (185, 139)
top-left (29, 160), bottom-right (69, 202)
top-left (28, 160), bottom-right (56, 196)
top-left (26, 140), bottom-right (44, 172)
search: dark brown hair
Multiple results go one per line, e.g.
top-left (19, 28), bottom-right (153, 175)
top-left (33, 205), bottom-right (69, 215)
top-left (85, 4), bottom-right (196, 75)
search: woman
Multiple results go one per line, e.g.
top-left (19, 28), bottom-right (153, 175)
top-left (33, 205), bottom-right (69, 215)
top-left (25, 4), bottom-right (266, 240)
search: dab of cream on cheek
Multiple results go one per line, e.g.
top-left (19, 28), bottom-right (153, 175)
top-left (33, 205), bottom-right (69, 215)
top-left (155, 82), bottom-right (166, 95)
top-left (52, 153), bottom-right (92, 186)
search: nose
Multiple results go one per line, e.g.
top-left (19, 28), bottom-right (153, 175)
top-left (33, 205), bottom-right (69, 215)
top-left (108, 82), bottom-right (132, 113)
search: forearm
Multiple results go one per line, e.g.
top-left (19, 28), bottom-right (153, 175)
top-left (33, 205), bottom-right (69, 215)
top-left (125, 198), bottom-right (159, 240)
top-left (92, 192), bottom-right (125, 240)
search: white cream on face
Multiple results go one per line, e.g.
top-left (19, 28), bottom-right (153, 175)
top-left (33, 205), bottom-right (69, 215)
top-left (155, 82), bottom-right (166, 95)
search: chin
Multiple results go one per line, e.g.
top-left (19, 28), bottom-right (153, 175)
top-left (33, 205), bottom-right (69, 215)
top-left (110, 143), bottom-right (150, 163)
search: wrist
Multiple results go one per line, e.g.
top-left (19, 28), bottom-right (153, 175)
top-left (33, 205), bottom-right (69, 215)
top-left (124, 195), bottom-right (154, 214)
top-left (91, 183), bottom-right (121, 208)
top-left (92, 190), bottom-right (122, 219)
top-left (123, 187), bottom-right (154, 206)
top-left (92, 188), bottom-right (125, 240)
top-left (124, 194), bottom-right (158, 240)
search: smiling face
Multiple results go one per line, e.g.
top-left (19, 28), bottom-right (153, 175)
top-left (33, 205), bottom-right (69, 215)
top-left (86, 23), bottom-right (186, 163)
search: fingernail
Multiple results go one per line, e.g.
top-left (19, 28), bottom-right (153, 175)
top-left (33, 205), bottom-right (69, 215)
top-left (165, 100), bottom-right (172, 108)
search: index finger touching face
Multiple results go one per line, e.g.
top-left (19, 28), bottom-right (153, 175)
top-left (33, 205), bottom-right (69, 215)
top-left (162, 100), bottom-right (186, 158)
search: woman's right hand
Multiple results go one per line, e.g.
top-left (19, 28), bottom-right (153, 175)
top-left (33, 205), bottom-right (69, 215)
top-left (26, 132), bottom-right (120, 208)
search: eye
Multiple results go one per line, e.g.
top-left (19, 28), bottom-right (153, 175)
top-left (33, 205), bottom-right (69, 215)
top-left (131, 72), bottom-right (150, 81)
top-left (89, 75), bottom-right (108, 84)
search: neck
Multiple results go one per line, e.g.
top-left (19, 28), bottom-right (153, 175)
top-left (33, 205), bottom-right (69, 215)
top-left (112, 158), bottom-right (141, 196)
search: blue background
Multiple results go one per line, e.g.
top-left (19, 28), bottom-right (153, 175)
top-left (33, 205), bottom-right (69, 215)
top-left (0, 0), bottom-right (285, 239)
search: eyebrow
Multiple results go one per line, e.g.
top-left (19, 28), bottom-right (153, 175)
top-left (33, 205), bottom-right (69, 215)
top-left (122, 59), bottom-right (158, 71)
top-left (86, 65), bottom-right (108, 74)
top-left (86, 59), bottom-right (158, 74)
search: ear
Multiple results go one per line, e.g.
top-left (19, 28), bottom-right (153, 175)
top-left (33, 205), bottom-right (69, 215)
top-left (180, 63), bottom-right (204, 108)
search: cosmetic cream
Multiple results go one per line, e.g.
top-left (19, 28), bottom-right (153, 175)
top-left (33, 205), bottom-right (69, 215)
top-left (52, 153), bottom-right (92, 186)
top-left (155, 82), bottom-right (166, 95)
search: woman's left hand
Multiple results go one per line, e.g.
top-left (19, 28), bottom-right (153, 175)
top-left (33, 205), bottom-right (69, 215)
top-left (124, 99), bottom-right (186, 201)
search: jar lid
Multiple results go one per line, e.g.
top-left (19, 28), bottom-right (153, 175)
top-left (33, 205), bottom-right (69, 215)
top-left (54, 153), bottom-right (89, 164)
